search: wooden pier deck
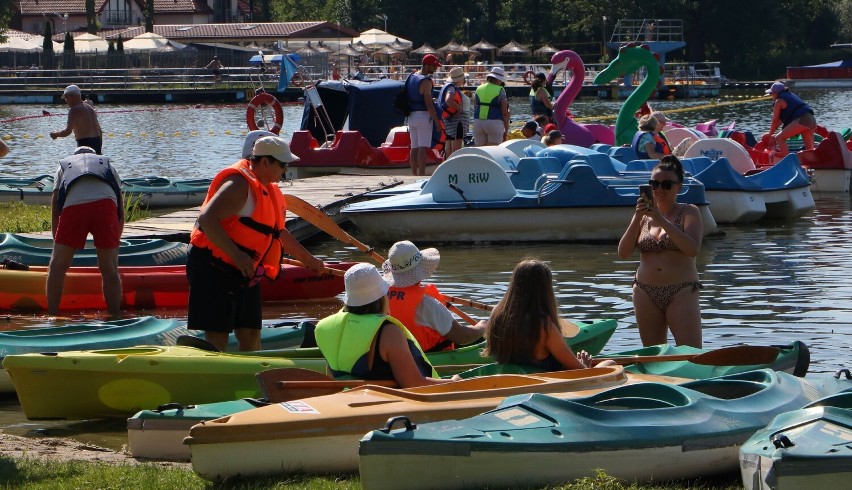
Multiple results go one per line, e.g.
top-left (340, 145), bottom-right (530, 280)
top-left (121, 174), bottom-right (409, 243)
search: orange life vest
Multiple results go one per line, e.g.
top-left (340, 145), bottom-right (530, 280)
top-left (387, 283), bottom-right (454, 352)
top-left (655, 132), bottom-right (672, 155)
top-left (190, 159), bottom-right (285, 281)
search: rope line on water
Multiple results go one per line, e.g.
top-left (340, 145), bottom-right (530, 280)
top-left (572, 94), bottom-right (769, 123)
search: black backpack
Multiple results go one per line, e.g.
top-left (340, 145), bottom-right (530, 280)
top-left (393, 75), bottom-right (412, 116)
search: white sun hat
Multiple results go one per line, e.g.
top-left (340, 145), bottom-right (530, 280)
top-left (343, 263), bottom-right (390, 307)
top-left (381, 240), bottom-right (440, 288)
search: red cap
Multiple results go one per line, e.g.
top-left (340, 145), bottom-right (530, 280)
top-left (422, 54), bottom-right (442, 67)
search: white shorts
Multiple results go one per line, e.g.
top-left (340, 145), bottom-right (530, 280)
top-left (408, 111), bottom-right (434, 148)
top-left (473, 119), bottom-right (505, 146)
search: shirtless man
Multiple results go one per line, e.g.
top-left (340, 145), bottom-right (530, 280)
top-left (50, 85), bottom-right (104, 155)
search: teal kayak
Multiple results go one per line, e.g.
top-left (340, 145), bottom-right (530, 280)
top-left (0, 175), bottom-right (54, 205)
top-left (121, 176), bottom-right (211, 209)
top-left (739, 372), bottom-right (852, 490)
top-left (457, 341), bottom-right (809, 379)
top-left (0, 233), bottom-right (189, 266)
top-left (358, 369), bottom-right (852, 489)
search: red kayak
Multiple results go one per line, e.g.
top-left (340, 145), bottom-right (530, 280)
top-left (0, 263), bottom-right (353, 312)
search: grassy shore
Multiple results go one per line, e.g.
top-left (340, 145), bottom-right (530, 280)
top-left (0, 458), bottom-right (743, 490)
top-left (0, 197), bottom-right (150, 234)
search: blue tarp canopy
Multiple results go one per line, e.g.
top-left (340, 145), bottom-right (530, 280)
top-left (300, 78), bottom-right (406, 147)
top-left (249, 53), bottom-right (301, 66)
top-left (796, 59), bottom-right (852, 68)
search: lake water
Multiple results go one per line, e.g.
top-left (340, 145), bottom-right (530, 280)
top-left (0, 88), bottom-right (851, 451)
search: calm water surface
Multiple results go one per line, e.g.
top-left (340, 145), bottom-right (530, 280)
top-left (0, 89), bottom-right (851, 450)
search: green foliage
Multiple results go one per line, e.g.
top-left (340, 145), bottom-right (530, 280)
top-left (117, 34), bottom-right (124, 52)
top-left (145, 0), bottom-right (155, 32)
top-left (85, 0), bottom-right (99, 33)
top-left (0, 203), bottom-right (51, 233)
top-left (63, 32), bottom-right (74, 53)
top-left (42, 23), bottom-right (54, 53)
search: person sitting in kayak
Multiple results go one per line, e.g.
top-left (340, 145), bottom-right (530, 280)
top-left (382, 241), bottom-right (485, 353)
top-left (315, 263), bottom-right (456, 387)
top-left (482, 259), bottom-right (613, 371)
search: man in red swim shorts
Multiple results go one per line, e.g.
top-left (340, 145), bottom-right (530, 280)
top-left (47, 146), bottom-right (124, 317)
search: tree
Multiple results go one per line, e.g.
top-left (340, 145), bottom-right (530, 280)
top-left (42, 22), bottom-right (55, 69)
top-left (145, 0), bottom-right (155, 32)
top-left (63, 32), bottom-right (76, 69)
top-left (86, 0), bottom-right (99, 34)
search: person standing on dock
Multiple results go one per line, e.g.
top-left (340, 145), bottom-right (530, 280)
top-left (47, 146), bottom-right (124, 318)
top-left (407, 54), bottom-right (444, 176)
top-left (205, 56), bottom-right (223, 82)
top-left (762, 82), bottom-right (817, 156)
top-left (187, 136), bottom-right (325, 352)
top-left (50, 85), bottom-right (104, 155)
top-left (473, 67), bottom-right (509, 146)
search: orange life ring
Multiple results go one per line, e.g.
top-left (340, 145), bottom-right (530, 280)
top-left (246, 92), bottom-right (284, 134)
top-left (523, 70), bottom-right (535, 85)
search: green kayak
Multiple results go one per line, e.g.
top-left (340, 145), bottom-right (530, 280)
top-left (739, 372), bottom-right (852, 490)
top-left (121, 176), bottom-right (211, 209)
top-left (0, 175), bottom-right (54, 205)
top-left (4, 319), bottom-right (616, 420)
top-left (0, 233), bottom-right (188, 266)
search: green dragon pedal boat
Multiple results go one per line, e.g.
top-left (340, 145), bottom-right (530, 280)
top-left (358, 369), bottom-right (852, 489)
top-left (0, 233), bottom-right (189, 266)
top-left (740, 371), bottom-right (852, 490)
top-left (5, 319), bottom-right (616, 420)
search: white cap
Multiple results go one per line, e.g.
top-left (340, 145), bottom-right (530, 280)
top-left (61, 84), bottom-right (81, 99)
top-left (343, 263), bottom-right (389, 307)
top-left (242, 130), bottom-right (275, 159)
top-left (252, 136), bottom-right (299, 163)
top-left (381, 241), bottom-right (440, 288)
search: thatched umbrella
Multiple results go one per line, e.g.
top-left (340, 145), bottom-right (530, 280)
top-left (314, 41), bottom-right (333, 53)
top-left (371, 45), bottom-right (404, 66)
top-left (470, 39), bottom-right (496, 50)
top-left (498, 40), bottom-right (531, 55)
top-left (296, 42), bottom-right (320, 56)
top-left (410, 42), bottom-right (439, 56)
top-left (438, 41), bottom-right (464, 53)
top-left (389, 38), bottom-right (409, 51)
top-left (352, 41), bottom-right (369, 52)
top-left (337, 44), bottom-right (362, 57)
top-left (534, 44), bottom-right (559, 56)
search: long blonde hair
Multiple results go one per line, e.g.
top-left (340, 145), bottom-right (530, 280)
top-left (483, 259), bottom-right (560, 364)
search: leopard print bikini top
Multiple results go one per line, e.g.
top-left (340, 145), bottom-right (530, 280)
top-left (636, 205), bottom-right (685, 253)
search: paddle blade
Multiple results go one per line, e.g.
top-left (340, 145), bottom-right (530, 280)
top-left (559, 319), bottom-right (580, 338)
top-left (689, 345), bottom-right (780, 366)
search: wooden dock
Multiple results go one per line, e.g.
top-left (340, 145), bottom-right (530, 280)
top-left (121, 174), bottom-right (410, 243)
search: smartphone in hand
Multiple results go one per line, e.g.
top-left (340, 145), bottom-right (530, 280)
top-left (639, 184), bottom-right (654, 208)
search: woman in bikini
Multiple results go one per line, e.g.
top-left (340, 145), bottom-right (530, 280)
top-left (618, 155), bottom-right (704, 348)
top-left (482, 259), bottom-right (614, 370)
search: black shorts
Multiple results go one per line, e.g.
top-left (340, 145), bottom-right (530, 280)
top-left (76, 136), bottom-right (103, 155)
top-left (186, 246), bottom-right (262, 333)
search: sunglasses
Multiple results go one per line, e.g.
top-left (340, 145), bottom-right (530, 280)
top-left (648, 179), bottom-right (678, 190)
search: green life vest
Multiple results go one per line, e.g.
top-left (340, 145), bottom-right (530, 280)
top-left (315, 310), bottom-right (439, 379)
top-left (474, 83), bottom-right (504, 120)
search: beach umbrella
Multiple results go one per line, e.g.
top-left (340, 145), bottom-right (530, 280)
top-left (296, 42), bottom-right (320, 56)
top-left (534, 44), bottom-right (559, 56)
top-left (470, 39), bottom-right (497, 51)
top-left (498, 40), bottom-right (531, 55)
top-left (410, 43), bottom-right (439, 56)
top-left (371, 45), bottom-right (403, 57)
top-left (354, 28), bottom-right (412, 49)
top-left (123, 32), bottom-right (187, 52)
top-left (389, 38), bottom-right (409, 51)
top-left (0, 37), bottom-right (43, 52)
top-left (314, 41), bottom-right (333, 54)
top-left (352, 41), bottom-right (369, 52)
top-left (438, 41), bottom-right (464, 53)
top-left (73, 33), bottom-right (110, 53)
top-left (336, 44), bottom-right (362, 57)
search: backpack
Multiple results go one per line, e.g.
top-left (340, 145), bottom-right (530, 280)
top-left (393, 75), bottom-right (412, 116)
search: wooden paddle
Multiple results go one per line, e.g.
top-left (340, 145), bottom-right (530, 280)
top-left (596, 345), bottom-right (781, 366)
top-left (276, 202), bottom-right (482, 326)
top-left (257, 367), bottom-right (397, 402)
top-left (442, 294), bottom-right (580, 337)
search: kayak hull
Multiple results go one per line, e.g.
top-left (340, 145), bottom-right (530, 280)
top-left (0, 233), bottom-right (189, 266)
top-left (739, 390), bottom-right (852, 490)
top-left (0, 262), bottom-right (352, 311)
top-left (357, 370), bottom-right (852, 489)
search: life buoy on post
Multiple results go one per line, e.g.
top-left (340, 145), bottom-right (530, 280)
top-left (246, 92), bottom-right (284, 134)
top-left (290, 72), bottom-right (304, 87)
top-left (523, 70), bottom-right (535, 85)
